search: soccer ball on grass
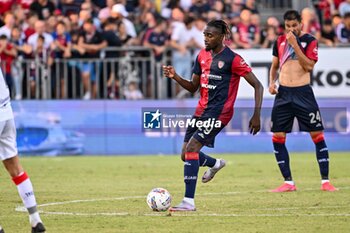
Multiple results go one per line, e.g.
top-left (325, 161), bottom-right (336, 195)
top-left (146, 188), bottom-right (172, 211)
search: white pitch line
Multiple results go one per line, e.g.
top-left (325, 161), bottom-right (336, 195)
top-left (155, 213), bottom-right (350, 217)
top-left (37, 195), bottom-right (145, 208)
top-left (37, 211), bottom-right (129, 216)
top-left (14, 186), bottom-right (350, 217)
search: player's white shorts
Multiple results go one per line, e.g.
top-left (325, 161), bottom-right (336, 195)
top-left (0, 118), bottom-right (18, 161)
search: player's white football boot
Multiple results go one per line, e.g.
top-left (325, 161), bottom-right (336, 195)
top-left (202, 159), bottom-right (226, 183)
top-left (169, 200), bottom-right (196, 212)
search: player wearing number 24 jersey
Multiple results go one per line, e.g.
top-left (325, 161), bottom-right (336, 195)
top-left (269, 10), bottom-right (338, 192)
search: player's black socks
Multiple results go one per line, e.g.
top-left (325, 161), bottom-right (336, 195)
top-left (273, 136), bottom-right (292, 181)
top-left (313, 135), bottom-right (329, 180)
top-left (184, 152), bottom-right (199, 198)
top-left (199, 151), bottom-right (216, 167)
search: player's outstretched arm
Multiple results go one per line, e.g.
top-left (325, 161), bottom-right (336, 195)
top-left (162, 65), bottom-right (200, 93)
top-left (243, 72), bottom-right (263, 135)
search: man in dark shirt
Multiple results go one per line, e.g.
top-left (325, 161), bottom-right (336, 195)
top-left (78, 19), bottom-right (107, 99)
top-left (30, 0), bottom-right (55, 20)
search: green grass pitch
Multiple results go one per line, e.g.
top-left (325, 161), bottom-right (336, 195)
top-left (0, 153), bottom-right (349, 233)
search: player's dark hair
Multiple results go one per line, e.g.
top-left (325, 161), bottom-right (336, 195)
top-left (207, 19), bottom-right (231, 39)
top-left (283, 10), bottom-right (301, 22)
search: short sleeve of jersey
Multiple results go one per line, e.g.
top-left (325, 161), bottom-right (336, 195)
top-left (232, 55), bottom-right (252, 77)
top-left (272, 39), bottom-right (278, 57)
top-left (305, 38), bottom-right (318, 62)
top-left (192, 55), bottom-right (201, 75)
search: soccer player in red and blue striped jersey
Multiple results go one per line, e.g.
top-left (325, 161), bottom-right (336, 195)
top-left (163, 20), bottom-right (263, 211)
top-left (269, 10), bottom-right (338, 193)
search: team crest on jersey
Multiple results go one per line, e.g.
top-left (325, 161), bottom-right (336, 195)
top-left (218, 61), bottom-right (224, 69)
top-left (301, 42), bottom-right (307, 48)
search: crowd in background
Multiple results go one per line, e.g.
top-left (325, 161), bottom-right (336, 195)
top-left (0, 0), bottom-right (349, 100)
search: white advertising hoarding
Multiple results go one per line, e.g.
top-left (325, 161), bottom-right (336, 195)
top-left (236, 48), bottom-right (350, 99)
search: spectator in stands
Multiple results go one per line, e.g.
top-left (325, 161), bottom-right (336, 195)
top-left (0, 0), bottom-right (15, 15)
top-left (111, 3), bottom-right (137, 38)
top-left (68, 12), bottom-right (80, 32)
top-left (267, 16), bottom-right (284, 35)
top-left (190, 16), bottom-right (206, 58)
top-left (78, 9), bottom-right (100, 31)
top-left (189, 0), bottom-right (211, 17)
top-left (339, 0), bottom-right (350, 16)
top-left (10, 26), bottom-right (32, 100)
top-left (212, 0), bottom-right (225, 14)
top-left (161, 0), bottom-right (182, 19)
top-left (117, 20), bottom-right (137, 45)
top-left (170, 11), bottom-right (194, 98)
top-left (80, 1), bottom-right (100, 28)
top-left (132, 0), bottom-right (156, 31)
top-left (228, 0), bottom-right (243, 19)
top-left (206, 10), bottom-right (221, 21)
top-left (336, 12), bottom-right (350, 43)
top-left (320, 19), bottom-right (338, 46)
top-left (143, 17), bottom-right (168, 62)
top-left (27, 20), bottom-right (54, 50)
top-left (143, 17), bottom-right (169, 97)
top-left (312, 0), bottom-right (336, 24)
top-left (46, 15), bottom-right (58, 34)
top-left (260, 16), bottom-right (283, 45)
top-left (233, 9), bottom-right (258, 48)
top-left (60, 0), bottom-right (84, 15)
top-left (250, 12), bottom-right (261, 47)
top-left (0, 34), bottom-right (17, 97)
top-left (243, 0), bottom-right (259, 14)
top-left (78, 19), bottom-right (107, 99)
top-left (301, 7), bottom-right (321, 40)
top-left (23, 13), bottom-right (39, 41)
top-left (178, 0), bottom-right (192, 12)
top-left (13, 5), bottom-right (27, 29)
top-left (29, 0), bottom-right (56, 20)
top-left (124, 78), bottom-right (143, 100)
top-left (52, 21), bottom-right (72, 98)
top-left (0, 13), bottom-right (16, 40)
top-left (98, 0), bottom-right (117, 24)
top-left (102, 17), bottom-right (122, 99)
top-left (332, 13), bottom-right (343, 28)
top-left (261, 25), bottom-right (278, 48)
top-left (227, 15), bottom-right (240, 49)
top-left (139, 12), bottom-right (159, 46)
top-left (17, 0), bottom-right (34, 12)
top-left (29, 35), bottom-right (54, 98)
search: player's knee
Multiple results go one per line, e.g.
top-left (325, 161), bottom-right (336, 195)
top-left (272, 133), bottom-right (286, 144)
top-left (3, 156), bottom-right (23, 178)
top-left (310, 131), bottom-right (324, 143)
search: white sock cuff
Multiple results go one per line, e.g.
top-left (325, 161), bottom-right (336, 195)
top-left (183, 197), bottom-right (195, 206)
top-left (213, 159), bottom-right (221, 169)
top-left (284, 181), bottom-right (294, 185)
